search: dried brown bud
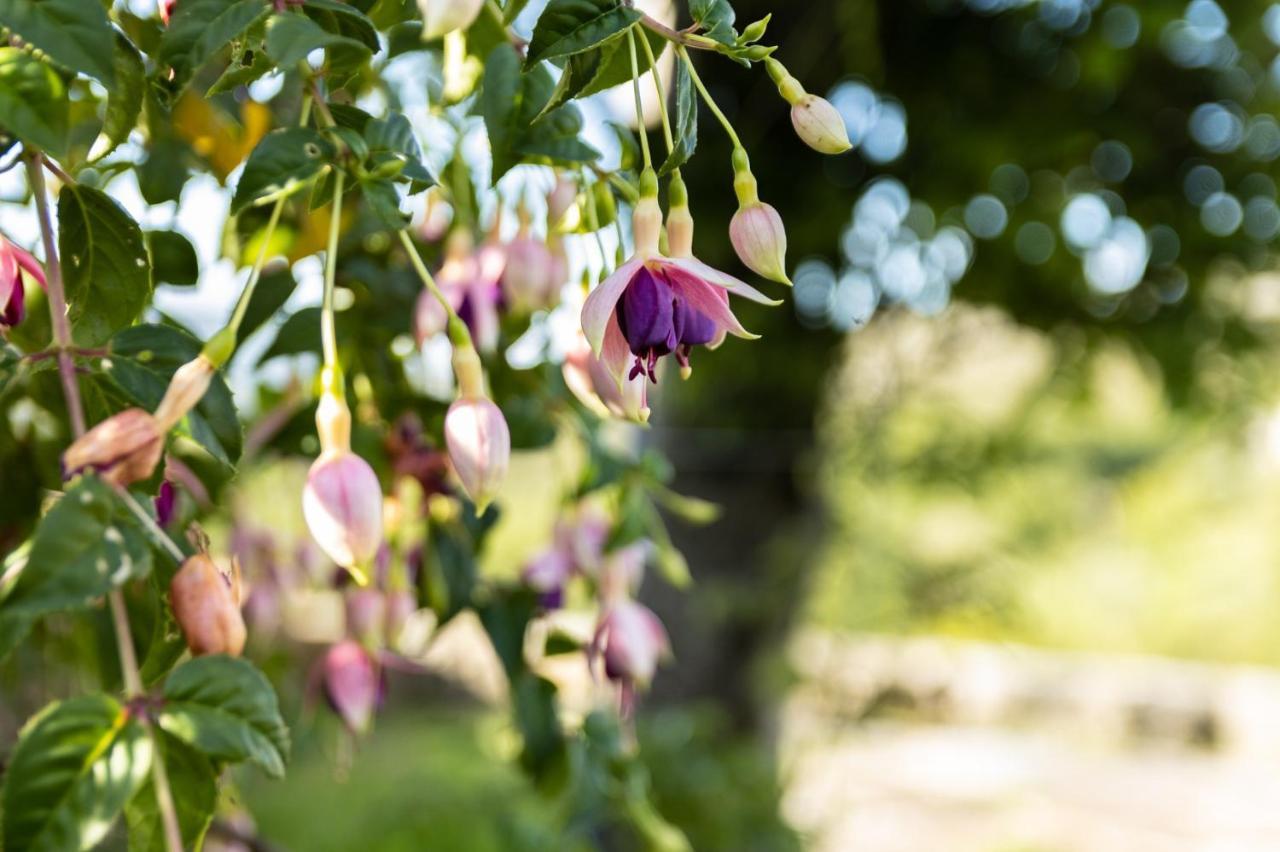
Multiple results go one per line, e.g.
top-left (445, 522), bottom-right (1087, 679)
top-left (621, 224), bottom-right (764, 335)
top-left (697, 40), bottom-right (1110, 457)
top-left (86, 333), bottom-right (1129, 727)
top-left (170, 553), bottom-right (246, 657)
top-left (62, 408), bottom-right (164, 487)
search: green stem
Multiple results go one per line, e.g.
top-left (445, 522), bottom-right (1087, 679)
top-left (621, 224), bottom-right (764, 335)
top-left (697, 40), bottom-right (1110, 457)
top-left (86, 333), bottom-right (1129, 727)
top-left (321, 170), bottom-right (346, 369)
top-left (626, 28), bottom-right (652, 171)
top-left (677, 46), bottom-right (742, 150)
top-left (396, 230), bottom-right (474, 350)
top-left (638, 29), bottom-right (676, 160)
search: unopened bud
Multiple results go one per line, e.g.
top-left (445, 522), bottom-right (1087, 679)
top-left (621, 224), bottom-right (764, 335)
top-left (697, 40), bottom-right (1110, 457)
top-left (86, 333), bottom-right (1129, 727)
top-left (153, 355), bottom-right (216, 432)
top-left (417, 0), bottom-right (484, 41)
top-left (170, 553), bottom-right (246, 657)
top-left (730, 201), bottom-right (791, 285)
top-left (322, 640), bottom-right (381, 734)
top-left (791, 95), bottom-right (852, 155)
top-left (154, 480), bottom-right (177, 527)
top-left (62, 408), bottom-right (164, 487)
top-left (547, 174), bottom-right (578, 227)
top-left (303, 451), bottom-right (384, 580)
top-left (314, 380), bottom-right (351, 455)
top-left (444, 397), bottom-right (510, 512)
top-left (632, 195), bottom-right (663, 258)
top-left (502, 229), bottom-right (559, 313)
top-left (345, 588), bottom-right (387, 646)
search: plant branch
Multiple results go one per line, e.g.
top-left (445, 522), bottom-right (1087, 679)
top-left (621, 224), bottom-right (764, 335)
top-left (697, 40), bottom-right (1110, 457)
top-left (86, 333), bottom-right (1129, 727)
top-left (636, 13), bottom-right (717, 50)
top-left (321, 171), bottom-right (345, 368)
top-left (638, 28), bottom-right (676, 160)
top-left (627, 28), bottom-right (652, 171)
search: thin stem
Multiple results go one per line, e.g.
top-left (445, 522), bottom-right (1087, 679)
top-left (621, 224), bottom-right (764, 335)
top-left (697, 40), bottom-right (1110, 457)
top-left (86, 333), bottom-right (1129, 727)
top-left (28, 152), bottom-right (183, 852)
top-left (626, 28), bottom-right (652, 171)
top-left (26, 153), bottom-right (85, 437)
top-left (321, 171), bottom-right (346, 368)
top-left (396, 230), bottom-right (474, 349)
top-left (636, 13), bottom-right (717, 50)
top-left (677, 47), bottom-right (742, 150)
top-left (39, 154), bottom-right (72, 186)
top-left (638, 30), bottom-right (675, 158)
top-left (118, 488), bottom-right (187, 565)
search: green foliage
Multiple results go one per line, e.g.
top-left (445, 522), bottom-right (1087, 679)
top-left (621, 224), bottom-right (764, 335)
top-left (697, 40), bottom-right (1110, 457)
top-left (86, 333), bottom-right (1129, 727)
top-left (94, 32), bottom-right (146, 162)
top-left (658, 55), bottom-right (697, 176)
top-left (157, 655), bottom-right (290, 778)
top-left (263, 11), bottom-right (371, 69)
top-left (0, 0), bottom-right (115, 84)
top-left (145, 230), bottom-right (199, 288)
top-left (231, 128), bottom-right (337, 214)
top-left (525, 0), bottom-right (643, 66)
top-left (124, 733), bottom-right (218, 852)
top-left (0, 47), bottom-right (68, 155)
top-left (159, 0), bottom-right (270, 90)
top-left (0, 477), bottom-right (152, 619)
top-left (2, 694), bottom-right (151, 851)
top-left (58, 184), bottom-right (152, 347)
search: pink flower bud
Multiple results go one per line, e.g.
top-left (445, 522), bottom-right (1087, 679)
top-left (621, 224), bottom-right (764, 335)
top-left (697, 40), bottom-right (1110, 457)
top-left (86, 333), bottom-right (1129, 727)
top-left (592, 600), bottom-right (670, 688)
top-left (159, 0), bottom-right (177, 24)
top-left (547, 175), bottom-right (578, 226)
top-left (170, 554), bottom-right (246, 657)
top-left (444, 397), bottom-right (510, 511)
top-left (0, 235), bottom-right (43, 329)
top-left (417, 0), bottom-right (483, 40)
top-left (502, 229), bottom-right (560, 312)
top-left (385, 590), bottom-right (417, 645)
top-left (153, 355), bottom-right (215, 432)
top-left (730, 201), bottom-right (790, 285)
top-left (62, 408), bottom-right (164, 487)
top-left (791, 95), bottom-right (852, 155)
top-left (154, 480), bottom-right (177, 527)
top-left (322, 640), bottom-right (381, 734)
top-left (303, 451), bottom-right (384, 576)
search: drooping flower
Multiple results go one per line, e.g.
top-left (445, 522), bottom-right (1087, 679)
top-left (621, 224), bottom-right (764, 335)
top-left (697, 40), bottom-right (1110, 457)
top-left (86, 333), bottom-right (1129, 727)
top-left (443, 343), bottom-right (510, 511)
top-left (591, 599), bottom-right (670, 688)
top-left (0, 234), bottom-right (45, 330)
top-left (521, 502), bottom-right (613, 607)
top-left (546, 174), bottom-right (579, 227)
top-left (502, 216), bottom-right (560, 313)
top-left (765, 57), bottom-right (852, 155)
top-left (322, 640), bottom-right (382, 735)
top-left (562, 332), bottom-right (650, 423)
top-left (170, 553), bottom-right (246, 657)
top-left (303, 377), bottom-right (384, 583)
top-left (729, 149), bottom-right (791, 285)
top-left (581, 183), bottom-right (776, 386)
top-left (413, 229), bottom-right (503, 352)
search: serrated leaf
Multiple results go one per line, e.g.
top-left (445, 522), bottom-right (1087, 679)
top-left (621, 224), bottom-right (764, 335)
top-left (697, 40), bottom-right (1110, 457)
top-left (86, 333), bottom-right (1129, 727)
top-left (361, 178), bottom-right (409, 229)
top-left (0, 477), bottom-right (152, 619)
top-left (525, 0), bottom-right (641, 65)
top-left (104, 324), bottom-right (243, 466)
top-left (236, 266), bottom-right (296, 345)
top-left (0, 46), bottom-right (68, 156)
top-left (481, 43), bottom-right (522, 182)
top-left (264, 12), bottom-right (370, 68)
top-left (658, 55), bottom-right (696, 176)
top-left (573, 25), bottom-right (664, 99)
top-left (58, 184), bottom-right (152, 347)
top-left (2, 695), bottom-right (151, 852)
top-left (364, 113), bottom-right (436, 188)
top-left (160, 0), bottom-right (270, 90)
top-left (158, 655), bottom-right (290, 778)
top-left (124, 733), bottom-right (218, 852)
top-left (146, 230), bottom-right (199, 287)
top-left (0, 0), bottom-right (115, 83)
top-left (231, 127), bottom-right (336, 215)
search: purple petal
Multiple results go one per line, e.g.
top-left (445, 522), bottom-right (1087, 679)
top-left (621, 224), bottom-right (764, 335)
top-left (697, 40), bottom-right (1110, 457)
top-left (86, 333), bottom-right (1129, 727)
top-left (617, 267), bottom-right (676, 356)
top-left (581, 257), bottom-right (642, 354)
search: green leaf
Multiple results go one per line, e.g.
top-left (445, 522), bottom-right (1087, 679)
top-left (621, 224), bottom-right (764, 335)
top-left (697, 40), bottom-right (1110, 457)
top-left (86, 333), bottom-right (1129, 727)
top-left (58, 184), bottom-right (152, 347)
top-left (658, 55), bottom-right (696, 176)
top-left (420, 518), bottom-right (480, 624)
top-left (2, 695), bottom-right (152, 851)
top-left (477, 587), bottom-right (538, 682)
top-left (0, 477), bottom-right (152, 619)
top-left (258, 305), bottom-right (321, 363)
top-left (481, 43), bottom-right (522, 182)
top-left (264, 12), bottom-right (371, 68)
top-left (158, 655), bottom-right (290, 778)
top-left (361, 178), bottom-right (409, 230)
top-left (689, 0), bottom-right (737, 46)
top-left (236, 266), bottom-right (297, 345)
top-left (146, 230), bottom-right (199, 287)
top-left (124, 733), bottom-right (218, 852)
top-left (104, 324), bottom-right (243, 466)
top-left (525, 0), bottom-right (642, 66)
top-left (160, 0), bottom-right (269, 90)
top-left (364, 113), bottom-right (436, 189)
top-left (231, 127), bottom-right (336, 215)
top-left (304, 0), bottom-right (381, 52)
top-left (0, 46), bottom-right (68, 155)
top-left (512, 671), bottom-right (564, 776)
top-left (0, 0), bottom-right (115, 83)
top-left (90, 32), bottom-right (145, 162)
top-left (544, 25), bottom-right (665, 114)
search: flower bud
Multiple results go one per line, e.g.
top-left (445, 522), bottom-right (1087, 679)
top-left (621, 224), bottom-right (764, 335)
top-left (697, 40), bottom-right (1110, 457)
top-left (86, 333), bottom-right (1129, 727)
top-left (791, 95), bottom-right (852, 155)
top-left (547, 175), bottom-right (578, 227)
top-left (417, 0), bottom-right (484, 41)
top-left (170, 553), bottom-right (246, 657)
top-left (62, 408), bottom-right (164, 487)
top-left (730, 201), bottom-right (790, 285)
top-left (523, 548), bottom-right (573, 610)
top-left (154, 480), bottom-right (177, 528)
top-left (153, 355), bottom-right (216, 432)
top-left (0, 235), bottom-right (43, 329)
top-left (444, 397), bottom-right (510, 511)
top-left (345, 588), bottom-right (387, 646)
top-left (303, 451), bottom-right (384, 578)
top-left (384, 590), bottom-right (417, 646)
top-left (502, 227), bottom-right (559, 313)
top-left (592, 600), bottom-right (670, 688)
top-left (322, 640), bottom-right (381, 735)
top-left (159, 0), bottom-right (177, 24)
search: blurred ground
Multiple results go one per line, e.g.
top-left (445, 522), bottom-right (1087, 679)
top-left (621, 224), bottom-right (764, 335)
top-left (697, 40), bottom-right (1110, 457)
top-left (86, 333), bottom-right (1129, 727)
top-left (781, 631), bottom-right (1280, 852)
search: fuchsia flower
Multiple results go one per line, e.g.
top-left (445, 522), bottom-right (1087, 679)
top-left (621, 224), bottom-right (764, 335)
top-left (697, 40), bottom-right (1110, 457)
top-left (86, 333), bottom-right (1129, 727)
top-left (502, 213), bottom-right (561, 313)
top-left (0, 235), bottom-right (45, 330)
top-left (414, 229), bottom-right (503, 353)
top-left (563, 332), bottom-right (650, 423)
top-left (521, 503), bottom-right (612, 607)
top-left (443, 344), bottom-right (510, 510)
top-left (591, 599), bottom-right (670, 689)
top-left (322, 640), bottom-right (382, 735)
top-left (581, 195), bottom-right (776, 385)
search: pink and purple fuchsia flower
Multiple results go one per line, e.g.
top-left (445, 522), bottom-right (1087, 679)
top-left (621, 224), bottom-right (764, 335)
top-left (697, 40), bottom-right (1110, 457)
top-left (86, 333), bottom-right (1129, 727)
top-left (581, 197), bottom-right (777, 385)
